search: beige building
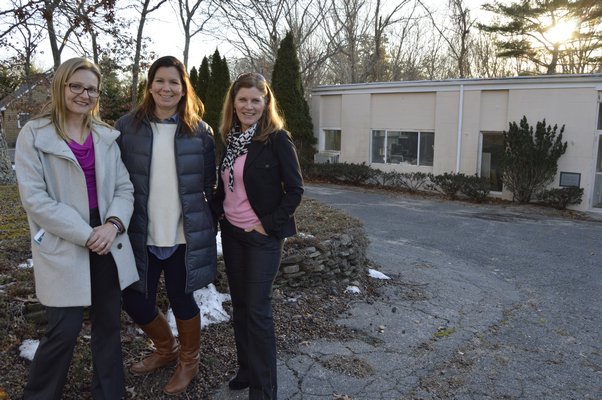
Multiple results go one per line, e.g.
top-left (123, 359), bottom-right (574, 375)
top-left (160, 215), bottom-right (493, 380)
top-left (311, 74), bottom-right (602, 213)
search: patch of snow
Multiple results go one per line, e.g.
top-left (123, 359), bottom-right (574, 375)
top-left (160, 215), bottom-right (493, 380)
top-left (166, 283), bottom-right (231, 336)
top-left (216, 234), bottom-right (222, 256)
top-left (19, 339), bottom-right (39, 360)
top-left (368, 268), bottom-right (390, 280)
top-left (345, 285), bottom-right (361, 294)
top-left (18, 259), bottom-right (33, 269)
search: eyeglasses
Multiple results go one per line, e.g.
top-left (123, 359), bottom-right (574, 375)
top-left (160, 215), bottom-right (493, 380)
top-left (66, 83), bottom-right (100, 98)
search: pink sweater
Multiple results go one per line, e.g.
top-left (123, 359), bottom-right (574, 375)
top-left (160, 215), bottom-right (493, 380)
top-left (221, 154), bottom-right (261, 229)
top-left (68, 133), bottom-right (98, 209)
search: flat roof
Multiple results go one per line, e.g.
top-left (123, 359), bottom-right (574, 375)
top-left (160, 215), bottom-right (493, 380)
top-left (312, 74), bottom-right (602, 95)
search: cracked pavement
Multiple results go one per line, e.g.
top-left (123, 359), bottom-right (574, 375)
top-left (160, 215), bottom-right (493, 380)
top-left (212, 184), bottom-right (602, 400)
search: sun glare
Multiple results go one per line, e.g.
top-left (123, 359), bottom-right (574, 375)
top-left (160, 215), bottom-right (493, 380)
top-left (546, 19), bottom-right (577, 45)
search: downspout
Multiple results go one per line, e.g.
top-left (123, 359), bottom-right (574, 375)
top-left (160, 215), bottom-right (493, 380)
top-left (455, 84), bottom-right (465, 173)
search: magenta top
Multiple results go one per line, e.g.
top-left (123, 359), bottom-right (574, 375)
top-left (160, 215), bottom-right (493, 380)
top-left (221, 153), bottom-right (261, 229)
top-left (68, 133), bottom-right (98, 209)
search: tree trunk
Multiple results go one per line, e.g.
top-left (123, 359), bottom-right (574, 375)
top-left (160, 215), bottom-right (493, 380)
top-left (130, 0), bottom-right (150, 109)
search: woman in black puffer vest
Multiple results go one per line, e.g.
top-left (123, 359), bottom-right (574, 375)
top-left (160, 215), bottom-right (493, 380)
top-left (116, 56), bottom-right (216, 396)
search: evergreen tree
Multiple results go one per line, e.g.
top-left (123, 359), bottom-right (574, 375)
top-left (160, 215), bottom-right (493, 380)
top-left (271, 31), bottom-right (316, 165)
top-left (204, 50), bottom-right (231, 158)
top-left (197, 56), bottom-right (210, 103)
top-left (98, 56), bottom-right (130, 124)
top-left (502, 116), bottom-right (567, 203)
top-left (189, 66), bottom-right (199, 97)
top-left (479, 0), bottom-right (602, 74)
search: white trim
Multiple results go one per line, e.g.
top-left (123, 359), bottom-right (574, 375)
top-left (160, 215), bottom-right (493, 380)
top-left (312, 74), bottom-right (602, 96)
top-left (455, 84), bottom-right (464, 173)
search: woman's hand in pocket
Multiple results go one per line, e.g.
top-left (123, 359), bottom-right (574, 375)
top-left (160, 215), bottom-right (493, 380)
top-left (245, 223), bottom-right (267, 236)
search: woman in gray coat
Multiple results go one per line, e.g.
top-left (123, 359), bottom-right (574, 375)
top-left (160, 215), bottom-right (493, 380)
top-left (15, 57), bottom-right (138, 399)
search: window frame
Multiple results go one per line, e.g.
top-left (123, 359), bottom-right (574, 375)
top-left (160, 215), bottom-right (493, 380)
top-left (322, 128), bottom-right (342, 152)
top-left (17, 112), bottom-right (31, 129)
top-left (370, 129), bottom-right (434, 166)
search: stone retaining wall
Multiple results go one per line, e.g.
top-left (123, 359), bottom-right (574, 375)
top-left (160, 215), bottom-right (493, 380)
top-left (216, 229), bottom-right (368, 290)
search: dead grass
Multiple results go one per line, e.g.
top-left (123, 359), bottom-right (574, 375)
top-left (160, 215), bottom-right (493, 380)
top-left (0, 184), bottom-right (373, 399)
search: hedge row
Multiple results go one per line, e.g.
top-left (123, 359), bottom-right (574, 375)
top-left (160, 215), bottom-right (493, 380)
top-left (303, 162), bottom-right (583, 209)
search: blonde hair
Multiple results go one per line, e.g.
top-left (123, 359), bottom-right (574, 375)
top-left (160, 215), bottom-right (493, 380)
top-left (40, 57), bottom-right (106, 141)
top-left (134, 56), bottom-right (205, 135)
top-left (219, 72), bottom-right (286, 144)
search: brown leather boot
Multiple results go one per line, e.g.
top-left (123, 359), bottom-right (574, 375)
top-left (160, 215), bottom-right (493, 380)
top-left (164, 314), bottom-right (201, 395)
top-left (130, 312), bottom-right (179, 375)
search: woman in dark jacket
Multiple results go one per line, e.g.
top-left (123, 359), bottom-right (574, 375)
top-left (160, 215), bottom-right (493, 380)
top-left (212, 72), bottom-right (304, 399)
top-left (115, 56), bottom-right (216, 395)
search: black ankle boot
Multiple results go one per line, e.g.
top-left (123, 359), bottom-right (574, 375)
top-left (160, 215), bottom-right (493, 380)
top-left (228, 374), bottom-right (249, 390)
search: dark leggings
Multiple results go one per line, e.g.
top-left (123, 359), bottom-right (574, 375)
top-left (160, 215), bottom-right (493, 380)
top-left (23, 209), bottom-right (124, 400)
top-left (122, 245), bottom-right (199, 325)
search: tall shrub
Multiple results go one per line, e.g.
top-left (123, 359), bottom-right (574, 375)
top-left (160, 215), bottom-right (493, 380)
top-left (204, 50), bottom-right (230, 158)
top-left (502, 116), bottom-right (567, 203)
top-left (271, 32), bottom-right (316, 165)
top-left (197, 56), bottom-right (210, 103)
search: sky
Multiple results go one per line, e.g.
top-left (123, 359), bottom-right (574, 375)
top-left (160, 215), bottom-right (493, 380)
top-left (33, 0), bottom-right (491, 70)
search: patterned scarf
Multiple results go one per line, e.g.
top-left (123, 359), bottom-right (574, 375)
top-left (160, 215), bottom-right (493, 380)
top-left (222, 123), bottom-right (257, 191)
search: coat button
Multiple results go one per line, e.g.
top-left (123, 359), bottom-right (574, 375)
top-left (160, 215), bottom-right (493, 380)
top-left (117, 243), bottom-right (123, 249)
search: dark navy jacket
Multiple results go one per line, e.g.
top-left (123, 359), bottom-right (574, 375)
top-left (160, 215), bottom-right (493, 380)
top-left (116, 113), bottom-right (217, 294)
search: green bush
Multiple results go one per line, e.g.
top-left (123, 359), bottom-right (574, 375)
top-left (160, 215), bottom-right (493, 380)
top-left (339, 162), bottom-right (378, 185)
top-left (398, 172), bottom-right (430, 192)
top-left (303, 162), bottom-right (377, 185)
top-left (536, 187), bottom-right (583, 210)
top-left (460, 174), bottom-right (491, 203)
top-left (502, 116), bottom-right (567, 203)
top-left (429, 172), bottom-right (464, 198)
top-left (372, 170), bottom-right (402, 187)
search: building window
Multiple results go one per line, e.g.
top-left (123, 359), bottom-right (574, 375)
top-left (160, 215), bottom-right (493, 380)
top-left (17, 112), bottom-right (31, 128)
top-left (323, 129), bottom-right (341, 151)
top-left (480, 132), bottom-right (504, 192)
top-left (598, 102), bottom-right (602, 130)
top-left (371, 130), bottom-right (434, 166)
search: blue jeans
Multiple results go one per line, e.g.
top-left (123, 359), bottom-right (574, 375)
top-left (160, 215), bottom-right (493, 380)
top-left (122, 244), bottom-right (199, 324)
top-left (220, 218), bottom-right (283, 400)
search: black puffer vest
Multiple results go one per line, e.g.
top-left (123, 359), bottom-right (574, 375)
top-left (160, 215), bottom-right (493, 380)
top-left (116, 113), bottom-right (217, 294)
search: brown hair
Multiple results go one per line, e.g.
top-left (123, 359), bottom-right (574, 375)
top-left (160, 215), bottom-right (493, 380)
top-left (219, 72), bottom-right (286, 144)
top-left (134, 56), bottom-right (205, 135)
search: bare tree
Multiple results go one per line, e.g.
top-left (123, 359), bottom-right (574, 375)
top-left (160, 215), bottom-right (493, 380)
top-left (213, 0), bottom-right (331, 93)
top-left (471, 31), bottom-right (513, 78)
top-left (214, 0), bottom-right (287, 73)
top-left (129, 0), bottom-right (168, 108)
top-left (0, 0), bottom-right (119, 69)
top-left (325, 0), bottom-right (371, 83)
top-left (282, 0), bottom-right (337, 92)
top-left (368, 0), bottom-right (411, 82)
top-left (3, 13), bottom-right (44, 76)
top-left (173, 0), bottom-right (216, 67)
top-left (418, 0), bottom-right (475, 78)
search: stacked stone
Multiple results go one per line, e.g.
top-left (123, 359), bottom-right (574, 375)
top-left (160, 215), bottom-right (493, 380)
top-left (277, 232), bottom-right (367, 288)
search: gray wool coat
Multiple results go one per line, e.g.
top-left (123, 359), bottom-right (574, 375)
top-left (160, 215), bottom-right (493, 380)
top-left (15, 118), bottom-right (139, 307)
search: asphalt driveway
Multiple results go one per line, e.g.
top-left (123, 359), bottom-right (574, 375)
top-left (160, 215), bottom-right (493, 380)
top-left (9, 145), bottom-right (600, 398)
top-left (215, 183), bottom-right (601, 399)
